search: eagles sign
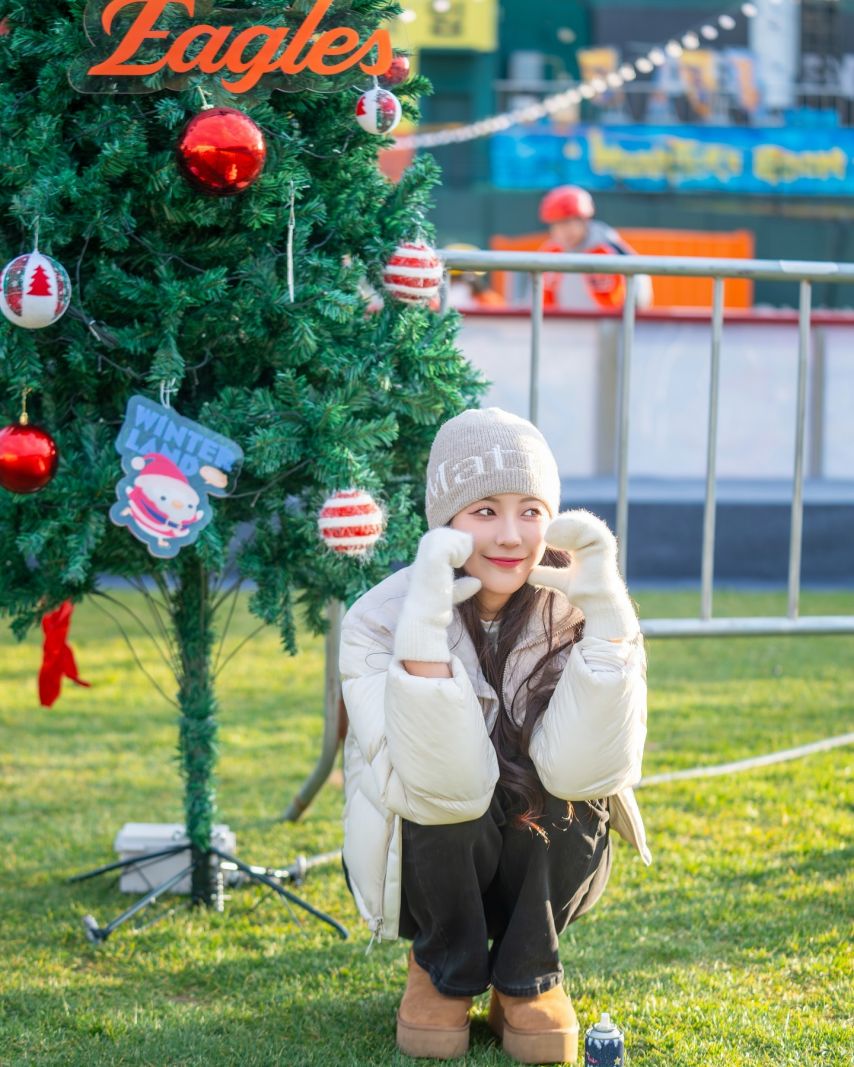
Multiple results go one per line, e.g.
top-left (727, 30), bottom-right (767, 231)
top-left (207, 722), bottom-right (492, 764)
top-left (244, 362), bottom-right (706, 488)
top-left (72, 0), bottom-right (394, 95)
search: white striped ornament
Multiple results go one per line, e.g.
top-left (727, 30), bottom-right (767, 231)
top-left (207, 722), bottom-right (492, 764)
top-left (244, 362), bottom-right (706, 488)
top-left (318, 489), bottom-right (385, 557)
top-left (382, 242), bottom-right (443, 305)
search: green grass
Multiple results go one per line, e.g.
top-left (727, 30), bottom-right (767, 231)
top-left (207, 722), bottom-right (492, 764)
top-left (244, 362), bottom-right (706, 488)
top-left (1, 587), bottom-right (852, 1066)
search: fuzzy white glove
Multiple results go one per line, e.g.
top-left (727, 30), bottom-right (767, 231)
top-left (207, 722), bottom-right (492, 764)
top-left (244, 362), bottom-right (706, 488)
top-left (394, 528), bottom-right (482, 663)
top-left (527, 509), bottom-right (639, 640)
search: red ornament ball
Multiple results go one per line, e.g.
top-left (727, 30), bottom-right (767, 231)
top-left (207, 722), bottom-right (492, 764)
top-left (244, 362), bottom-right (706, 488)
top-left (382, 242), bottom-right (444, 305)
top-left (0, 421), bottom-right (59, 494)
top-left (380, 53), bottom-right (411, 88)
top-left (176, 107), bottom-right (267, 196)
top-left (318, 489), bottom-right (385, 557)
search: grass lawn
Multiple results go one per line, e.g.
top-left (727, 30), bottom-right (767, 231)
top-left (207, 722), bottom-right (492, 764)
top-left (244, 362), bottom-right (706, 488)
top-left (1, 587), bottom-right (852, 1066)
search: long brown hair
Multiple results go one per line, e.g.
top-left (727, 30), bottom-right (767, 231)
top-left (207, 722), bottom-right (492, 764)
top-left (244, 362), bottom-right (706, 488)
top-left (454, 547), bottom-right (583, 835)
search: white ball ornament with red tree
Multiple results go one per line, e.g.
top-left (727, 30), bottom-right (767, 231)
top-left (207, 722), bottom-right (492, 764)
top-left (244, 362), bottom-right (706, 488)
top-left (0, 247), bottom-right (71, 329)
top-left (355, 85), bottom-right (402, 135)
top-left (318, 489), bottom-right (385, 558)
top-left (382, 241), bottom-right (444, 306)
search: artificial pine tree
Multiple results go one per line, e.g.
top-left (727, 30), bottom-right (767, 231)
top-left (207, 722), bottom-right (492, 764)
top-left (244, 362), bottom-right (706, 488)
top-left (0, 0), bottom-right (485, 909)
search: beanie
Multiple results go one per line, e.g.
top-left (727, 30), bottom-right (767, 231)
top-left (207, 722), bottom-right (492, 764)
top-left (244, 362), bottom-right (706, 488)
top-left (425, 408), bottom-right (561, 529)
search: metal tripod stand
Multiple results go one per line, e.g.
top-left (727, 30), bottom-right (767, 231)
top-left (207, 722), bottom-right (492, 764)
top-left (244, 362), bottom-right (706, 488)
top-left (70, 844), bottom-right (348, 943)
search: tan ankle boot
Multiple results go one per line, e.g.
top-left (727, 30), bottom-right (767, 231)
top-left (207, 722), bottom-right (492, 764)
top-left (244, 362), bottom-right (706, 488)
top-left (396, 951), bottom-right (472, 1059)
top-left (488, 984), bottom-right (579, 1064)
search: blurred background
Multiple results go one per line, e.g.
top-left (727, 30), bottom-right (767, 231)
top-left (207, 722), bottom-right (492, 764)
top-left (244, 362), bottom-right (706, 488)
top-left (382, 0), bottom-right (854, 586)
top-left (385, 0), bottom-right (854, 309)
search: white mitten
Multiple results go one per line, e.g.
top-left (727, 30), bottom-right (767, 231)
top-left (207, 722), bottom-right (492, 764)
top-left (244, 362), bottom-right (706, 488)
top-left (394, 528), bottom-right (482, 663)
top-left (527, 509), bottom-right (638, 640)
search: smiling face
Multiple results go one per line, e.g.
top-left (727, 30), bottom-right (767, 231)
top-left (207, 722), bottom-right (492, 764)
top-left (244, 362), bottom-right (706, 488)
top-left (450, 492), bottom-right (550, 619)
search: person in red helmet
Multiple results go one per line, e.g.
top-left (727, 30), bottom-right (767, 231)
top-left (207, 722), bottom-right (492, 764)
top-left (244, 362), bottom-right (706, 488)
top-left (538, 185), bottom-right (652, 311)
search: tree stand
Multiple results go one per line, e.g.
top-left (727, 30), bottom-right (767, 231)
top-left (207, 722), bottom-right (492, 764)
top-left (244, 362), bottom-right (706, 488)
top-left (70, 565), bottom-right (348, 943)
top-left (70, 844), bottom-right (348, 943)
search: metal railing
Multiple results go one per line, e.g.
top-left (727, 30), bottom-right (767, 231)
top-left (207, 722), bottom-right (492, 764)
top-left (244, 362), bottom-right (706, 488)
top-left (282, 247), bottom-right (854, 821)
top-left (441, 247), bottom-right (854, 639)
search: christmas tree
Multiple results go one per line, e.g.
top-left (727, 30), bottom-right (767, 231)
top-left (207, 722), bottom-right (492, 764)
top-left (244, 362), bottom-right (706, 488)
top-left (0, 0), bottom-right (484, 906)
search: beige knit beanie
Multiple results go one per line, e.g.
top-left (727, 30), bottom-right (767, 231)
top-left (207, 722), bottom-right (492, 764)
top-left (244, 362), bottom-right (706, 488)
top-left (425, 408), bottom-right (561, 529)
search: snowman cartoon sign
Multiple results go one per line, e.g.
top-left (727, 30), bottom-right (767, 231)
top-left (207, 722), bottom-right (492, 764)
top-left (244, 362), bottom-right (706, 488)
top-left (110, 394), bottom-right (243, 558)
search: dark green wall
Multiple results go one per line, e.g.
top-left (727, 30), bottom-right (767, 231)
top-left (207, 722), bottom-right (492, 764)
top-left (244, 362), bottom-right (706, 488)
top-left (419, 50), bottom-right (497, 187)
top-left (497, 1), bottom-right (589, 79)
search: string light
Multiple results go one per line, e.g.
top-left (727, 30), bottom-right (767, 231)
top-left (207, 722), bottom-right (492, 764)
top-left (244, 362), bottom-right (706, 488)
top-left (394, 2), bottom-right (756, 150)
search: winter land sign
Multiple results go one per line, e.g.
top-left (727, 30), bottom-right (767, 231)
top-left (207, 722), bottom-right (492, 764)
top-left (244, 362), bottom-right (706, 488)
top-left (110, 395), bottom-right (244, 559)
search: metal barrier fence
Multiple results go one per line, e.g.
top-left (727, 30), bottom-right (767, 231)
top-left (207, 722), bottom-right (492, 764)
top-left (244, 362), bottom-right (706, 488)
top-left (281, 248), bottom-right (854, 820)
top-left (441, 247), bottom-right (854, 639)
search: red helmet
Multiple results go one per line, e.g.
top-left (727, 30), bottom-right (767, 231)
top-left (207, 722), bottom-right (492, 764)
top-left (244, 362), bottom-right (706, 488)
top-left (539, 185), bottom-right (595, 223)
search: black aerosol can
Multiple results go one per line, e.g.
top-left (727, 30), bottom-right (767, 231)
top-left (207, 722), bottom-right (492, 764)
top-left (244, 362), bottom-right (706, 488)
top-left (584, 1012), bottom-right (625, 1066)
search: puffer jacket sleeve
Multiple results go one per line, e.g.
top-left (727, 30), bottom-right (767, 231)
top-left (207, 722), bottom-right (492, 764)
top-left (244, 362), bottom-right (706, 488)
top-left (339, 601), bottom-right (499, 826)
top-left (528, 633), bottom-right (647, 800)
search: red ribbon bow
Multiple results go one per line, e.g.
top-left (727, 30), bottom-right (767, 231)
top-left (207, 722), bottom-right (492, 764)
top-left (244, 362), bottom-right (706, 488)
top-left (38, 600), bottom-right (91, 707)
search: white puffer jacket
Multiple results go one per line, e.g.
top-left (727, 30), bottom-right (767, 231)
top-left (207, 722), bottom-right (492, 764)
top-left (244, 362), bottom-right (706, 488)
top-left (339, 565), bottom-right (651, 941)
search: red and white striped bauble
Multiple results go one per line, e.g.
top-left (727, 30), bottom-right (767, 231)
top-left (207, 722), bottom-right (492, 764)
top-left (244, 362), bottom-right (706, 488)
top-left (318, 489), bottom-right (385, 557)
top-left (382, 242), bottom-right (443, 306)
top-left (355, 87), bottom-right (402, 135)
top-left (0, 249), bottom-right (71, 329)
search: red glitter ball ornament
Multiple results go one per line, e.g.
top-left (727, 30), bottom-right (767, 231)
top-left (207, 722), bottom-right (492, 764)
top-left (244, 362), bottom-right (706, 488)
top-left (176, 107), bottom-right (267, 196)
top-left (0, 421), bottom-right (59, 494)
top-left (318, 489), bottom-right (385, 557)
top-left (380, 53), bottom-right (411, 88)
top-left (382, 241), bottom-right (443, 305)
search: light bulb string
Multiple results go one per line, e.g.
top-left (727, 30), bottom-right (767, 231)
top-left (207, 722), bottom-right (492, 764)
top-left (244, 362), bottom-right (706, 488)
top-left (393, 0), bottom-right (762, 150)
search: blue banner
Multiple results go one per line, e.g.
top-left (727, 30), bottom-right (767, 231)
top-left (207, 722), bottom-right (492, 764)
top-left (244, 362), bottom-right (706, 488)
top-left (491, 123), bottom-right (854, 196)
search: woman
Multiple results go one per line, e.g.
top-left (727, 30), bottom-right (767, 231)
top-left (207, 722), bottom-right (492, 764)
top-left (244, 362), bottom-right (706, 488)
top-left (339, 408), bottom-right (650, 1064)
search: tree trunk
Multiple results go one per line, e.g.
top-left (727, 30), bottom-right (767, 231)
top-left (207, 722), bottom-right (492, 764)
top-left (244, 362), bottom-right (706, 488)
top-left (173, 556), bottom-right (218, 906)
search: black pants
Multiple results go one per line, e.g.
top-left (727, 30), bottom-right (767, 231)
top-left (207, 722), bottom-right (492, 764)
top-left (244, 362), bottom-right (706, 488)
top-left (398, 787), bottom-right (612, 998)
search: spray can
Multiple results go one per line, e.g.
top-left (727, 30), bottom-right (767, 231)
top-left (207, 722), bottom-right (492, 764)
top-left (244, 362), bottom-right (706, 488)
top-left (584, 1012), bottom-right (625, 1066)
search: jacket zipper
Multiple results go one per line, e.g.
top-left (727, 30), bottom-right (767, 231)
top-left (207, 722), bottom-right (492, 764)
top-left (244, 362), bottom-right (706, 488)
top-left (500, 611), bottom-right (581, 710)
top-left (366, 917), bottom-right (384, 954)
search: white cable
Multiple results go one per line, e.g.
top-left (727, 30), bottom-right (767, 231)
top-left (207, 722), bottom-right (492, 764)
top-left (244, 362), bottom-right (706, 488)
top-left (287, 181), bottom-right (295, 303)
top-left (639, 732), bottom-right (854, 787)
